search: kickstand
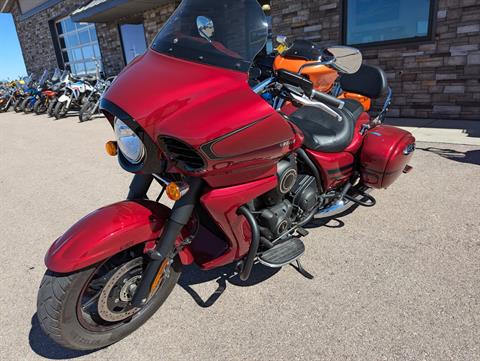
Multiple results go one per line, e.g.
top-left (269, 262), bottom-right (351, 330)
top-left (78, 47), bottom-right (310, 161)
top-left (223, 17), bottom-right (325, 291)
top-left (291, 260), bottom-right (314, 280)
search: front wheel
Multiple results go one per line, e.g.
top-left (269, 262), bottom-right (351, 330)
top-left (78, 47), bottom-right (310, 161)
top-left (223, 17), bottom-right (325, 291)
top-left (22, 97), bottom-right (32, 113)
top-left (79, 101), bottom-right (96, 122)
top-left (47, 98), bottom-right (57, 117)
top-left (13, 98), bottom-right (23, 112)
top-left (53, 100), bottom-right (68, 119)
top-left (37, 249), bottom-right (181, 350)
top-left (34, 99), bottom-right (48, 114)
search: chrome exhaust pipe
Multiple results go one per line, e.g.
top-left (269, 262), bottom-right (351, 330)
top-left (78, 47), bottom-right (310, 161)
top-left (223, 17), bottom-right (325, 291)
top-left (316, 188), bottom-right (372, 219)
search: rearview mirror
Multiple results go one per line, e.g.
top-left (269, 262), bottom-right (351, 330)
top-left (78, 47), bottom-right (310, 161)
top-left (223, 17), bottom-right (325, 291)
top-left (326, 46), bottom-right (362, 74)
top-left (197, 16), bottom-right (214, 42)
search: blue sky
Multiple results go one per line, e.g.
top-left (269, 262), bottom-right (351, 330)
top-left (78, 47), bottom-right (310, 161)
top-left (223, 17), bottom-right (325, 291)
top-left (0, 13), bottom-right (27, 80)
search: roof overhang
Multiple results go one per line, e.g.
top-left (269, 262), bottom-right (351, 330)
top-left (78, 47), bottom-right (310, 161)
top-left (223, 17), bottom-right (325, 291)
top-left (0, 0), bottom-right (15, 12)
top-left (71, 0), bottom-right (169, 23)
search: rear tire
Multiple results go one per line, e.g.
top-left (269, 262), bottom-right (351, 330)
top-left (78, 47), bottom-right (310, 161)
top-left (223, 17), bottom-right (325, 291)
top-left (54, 101), bottom-right (68, 119)
top-left (37, 252), bottom-right (181, 350)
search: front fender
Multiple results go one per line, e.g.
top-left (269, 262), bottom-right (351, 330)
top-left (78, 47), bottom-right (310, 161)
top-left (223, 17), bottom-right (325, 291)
top-left (45, 200), bottom-right (191, 273)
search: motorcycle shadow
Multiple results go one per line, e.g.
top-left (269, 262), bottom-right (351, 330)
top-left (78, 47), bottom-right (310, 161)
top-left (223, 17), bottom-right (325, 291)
top-left (179, 214), bottom-right (353, 308)
top-left (178, 262), bottom-right (280, 308)
top-left (29, 314), bottom-right (96, 359)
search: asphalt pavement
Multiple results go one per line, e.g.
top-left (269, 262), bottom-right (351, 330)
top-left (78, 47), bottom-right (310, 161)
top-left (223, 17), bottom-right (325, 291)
top-left (0, 111), bottom-right (479, 361)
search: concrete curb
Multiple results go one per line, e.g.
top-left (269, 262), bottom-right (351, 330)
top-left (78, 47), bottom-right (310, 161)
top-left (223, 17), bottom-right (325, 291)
top-left (385, 118), bottom-right (480, 146)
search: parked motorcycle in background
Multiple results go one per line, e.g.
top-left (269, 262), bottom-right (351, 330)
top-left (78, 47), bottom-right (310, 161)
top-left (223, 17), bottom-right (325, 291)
top-left (33, 68), bottom-right (63, 115)
top-left (12, 74), bottom-right (33, 112)
top-left (79, 76), bottom-right (115, 122)
top-left (47, 70), bottom-right (72, 117)
top-left (21, 70), bottom-right (50, 114)
top-left (0, 81), bottom-right (19, 112)
top-left (54, 75), bottom-right (95, 119)
top-left (36, 0), bottom-right (415, 351)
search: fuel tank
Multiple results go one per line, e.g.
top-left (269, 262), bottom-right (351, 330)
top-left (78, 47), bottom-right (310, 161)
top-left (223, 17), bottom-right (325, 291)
top-left (104, 50), bottom-right (298, 187)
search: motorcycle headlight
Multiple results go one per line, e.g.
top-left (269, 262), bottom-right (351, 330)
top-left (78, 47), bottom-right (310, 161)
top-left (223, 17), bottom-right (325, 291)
top-left (114, 118), bottom-right (145, 164)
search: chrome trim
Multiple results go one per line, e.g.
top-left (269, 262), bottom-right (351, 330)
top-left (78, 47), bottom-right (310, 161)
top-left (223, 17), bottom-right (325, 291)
top-left (153, 174), bottom-right (170, 186)
top-left (291, 93), bottom-right (343, 122)
top-left (257, 250), bottom-right (305, 268)
top-left (316, 188), bottom-right (373, 219)
top-left (403, 143), bottom-right (416, 155)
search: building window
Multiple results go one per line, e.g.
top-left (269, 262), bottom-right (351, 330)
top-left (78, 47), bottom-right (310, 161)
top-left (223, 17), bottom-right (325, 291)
top-left (344, 0), bottom-right (433, 46)
top-left (56, 17), bottom-right (102, 75)
top-left (119, 24), bottom-right (148, 64)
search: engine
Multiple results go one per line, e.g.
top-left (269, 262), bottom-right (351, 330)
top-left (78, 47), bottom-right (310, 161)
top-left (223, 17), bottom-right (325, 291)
top-left (256, 157), bottom-right (319, 240)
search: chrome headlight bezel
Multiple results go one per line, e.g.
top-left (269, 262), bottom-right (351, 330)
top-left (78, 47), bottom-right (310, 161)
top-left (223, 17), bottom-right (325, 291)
top-left (114, 117), bottom-right (146, 165)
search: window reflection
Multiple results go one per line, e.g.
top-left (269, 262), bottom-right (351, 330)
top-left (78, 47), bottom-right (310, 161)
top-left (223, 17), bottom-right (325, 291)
top-left (56, 17), bottom-right (103, 75)
top-left (345, 0), bottom-right (431, 45)
top-left (119, 23), bottom-right (148, 64)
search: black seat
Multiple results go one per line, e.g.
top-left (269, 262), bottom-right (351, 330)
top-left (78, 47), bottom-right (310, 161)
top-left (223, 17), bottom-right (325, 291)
top-left (289, 99), bottom-right (364, 153)
top-left (340, 64), bottom-right (388, 99)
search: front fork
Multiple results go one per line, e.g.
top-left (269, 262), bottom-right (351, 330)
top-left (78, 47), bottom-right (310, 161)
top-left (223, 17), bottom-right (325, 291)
top-left (128, 174), bottom-right (202, 307)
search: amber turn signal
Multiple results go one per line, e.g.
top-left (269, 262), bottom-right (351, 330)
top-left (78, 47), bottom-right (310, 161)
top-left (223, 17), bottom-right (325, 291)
top-left (105, 141), bottom-right (118, 156)
top-left (166, 182), bottom-right (189, 201)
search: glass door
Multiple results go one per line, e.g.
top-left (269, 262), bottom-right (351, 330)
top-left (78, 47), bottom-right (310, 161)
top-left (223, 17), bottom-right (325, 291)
top-left (119, 23), bottom-right (148, 64)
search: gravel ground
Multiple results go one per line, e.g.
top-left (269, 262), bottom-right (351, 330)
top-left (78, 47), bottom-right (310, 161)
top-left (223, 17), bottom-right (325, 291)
top-left (0, 111), bottom-right (479, 361)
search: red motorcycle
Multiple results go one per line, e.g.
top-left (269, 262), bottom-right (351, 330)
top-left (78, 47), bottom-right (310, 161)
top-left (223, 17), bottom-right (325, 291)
top-left (37, 0), bottom-right (415, 351)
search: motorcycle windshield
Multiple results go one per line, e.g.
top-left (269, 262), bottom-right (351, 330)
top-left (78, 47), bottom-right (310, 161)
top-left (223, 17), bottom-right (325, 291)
top-left (60, 71), bottom-right (69, 83)
top-left (38, 70), bottom-right (49, 86)
top-left (51, 68), bottom-right (62, 82)
top-left (23, 74), bottom-right (33, 86)
top-left (151, 0), bottom-right (268, 72)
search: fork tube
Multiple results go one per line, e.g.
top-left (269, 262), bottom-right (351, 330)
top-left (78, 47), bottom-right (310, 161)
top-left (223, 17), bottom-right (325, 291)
top-left (131, 177), bottom-right (203, 307)
top-left (127, 174), bottom-right (153, 200)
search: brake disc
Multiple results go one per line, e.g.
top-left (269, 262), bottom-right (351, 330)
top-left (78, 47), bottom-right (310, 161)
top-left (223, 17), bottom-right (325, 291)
top-left (97, 258), bottom-right (143, 322)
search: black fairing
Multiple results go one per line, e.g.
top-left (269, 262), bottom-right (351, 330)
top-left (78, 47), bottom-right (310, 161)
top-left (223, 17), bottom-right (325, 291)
top-left (340, 64), bottom-right (388, 99)
top-left (283, 40), bottom-right (323, 61)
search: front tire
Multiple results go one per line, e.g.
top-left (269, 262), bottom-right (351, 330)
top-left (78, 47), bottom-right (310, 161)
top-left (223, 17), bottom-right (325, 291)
top-left (54, 101), bottom-right (68, 119)
top-left (34, 99), bottom-right (48, 114)
top-left (37, 251), bottom-right (181, 350)
top-left (13, 98), bottom-right (23, 112)
top-left (47, 98), bottom-right (57, 117)
top-left (79, 101), bottom-right (96, 122)
top-left (21, 97), bottom-right (32, 113)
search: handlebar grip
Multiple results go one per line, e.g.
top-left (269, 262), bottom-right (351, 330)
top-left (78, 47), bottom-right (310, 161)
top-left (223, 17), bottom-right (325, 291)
top-left (312, 90), bottom-right (345, 109)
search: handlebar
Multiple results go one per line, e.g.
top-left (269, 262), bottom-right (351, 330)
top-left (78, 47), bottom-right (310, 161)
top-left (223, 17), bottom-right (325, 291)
top-left (311, 90), bottom-right (345, 109)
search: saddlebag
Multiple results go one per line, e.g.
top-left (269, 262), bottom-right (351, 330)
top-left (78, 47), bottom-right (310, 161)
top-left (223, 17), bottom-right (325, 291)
top-left (360, 125), bottom-right (415, 189)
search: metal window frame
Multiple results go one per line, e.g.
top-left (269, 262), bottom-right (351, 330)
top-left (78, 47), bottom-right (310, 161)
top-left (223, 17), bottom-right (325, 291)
top-left (54, 16), bottom-right (103, 76)
top-left (341, 0), bottom-right (438, 48)
top-left (118, 22), bottom-right (148, 66)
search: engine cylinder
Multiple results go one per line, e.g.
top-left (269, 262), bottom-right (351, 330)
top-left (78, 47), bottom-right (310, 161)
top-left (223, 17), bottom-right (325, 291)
top-left (277, 158), bottom-right (297, 194)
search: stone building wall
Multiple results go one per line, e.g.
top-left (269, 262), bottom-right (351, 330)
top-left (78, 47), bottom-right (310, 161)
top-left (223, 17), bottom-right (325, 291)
top-left (10, 0), bottom-right (90, 77)
top-left (271, 0), bottom-right (480, 120)
top-left (9, 0), bottom-right (480, 120)
top-left (95, 22), bottom-right (124, 76)
top-left (143, 0), bottom-right (179, 44)
top-left (9, 0), bottom-right (178, 77)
